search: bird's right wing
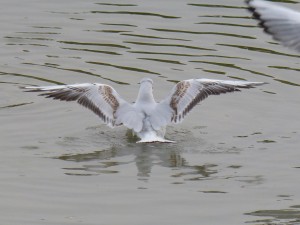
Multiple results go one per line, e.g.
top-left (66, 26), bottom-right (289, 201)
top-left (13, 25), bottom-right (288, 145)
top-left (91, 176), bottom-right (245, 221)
top-left (25, 83), bottom-right (144, 132)
top-left (246, 0), bottom-right (300, 51)
top-left (149, 79), bottom-right (265, 130)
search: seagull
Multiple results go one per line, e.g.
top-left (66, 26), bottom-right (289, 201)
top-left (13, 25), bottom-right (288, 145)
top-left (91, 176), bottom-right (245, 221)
top-left (25, 78), bottom-right (265, 143)
top-left (246, 0), bottom-right (300, 52)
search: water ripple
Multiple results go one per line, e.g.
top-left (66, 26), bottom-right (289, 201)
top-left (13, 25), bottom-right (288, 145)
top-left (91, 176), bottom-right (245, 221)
top-left (124, 41), bottom-right (216, 51)
top-left (94, 3), bottom-right (138, 7)
top-left (90, 11), bottom-right (180, 19)
top-left (246, 205), bottom-right (300, 225)
top-left (0, 72), bottom-right (64, 84)
top-left (217, 44), bottom-right (300, 58)
top-left (137, 58), bottom-right (185, 65)
top-left (0, 102), bottom-right (33, 110)
top-left (127, 50), bottom-right (204, 57)
top-left (61, 47), bottom-right (123, 55)
top-left (188, 3), bottom-right (246, 9)
top-left (86, 61), bottom-right (160, 75)
top-left (121, 33), bottom-right (191, 41)
top-left (196, 22), bottom-right (256, 28)
top-left (149, 28), bottom-right (256, 39)
top-left (58, 41), bottom-right (130, 49)
top-left (22, 63), bottom-right (130, 85)
top-left (190, 60), bottom-right (274, 78)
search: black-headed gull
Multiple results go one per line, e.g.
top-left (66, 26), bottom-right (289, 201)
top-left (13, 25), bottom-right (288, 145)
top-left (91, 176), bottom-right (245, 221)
top-left (246, 0), bottom-right (300, 52)
top-left (25, 78), bottom-right (265, 143)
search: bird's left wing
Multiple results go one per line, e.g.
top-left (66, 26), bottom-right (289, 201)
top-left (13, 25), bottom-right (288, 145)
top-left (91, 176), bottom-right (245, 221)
top-left (25, 83), bottom-right (143, 130)
top-left (246, 0), bottom-right (300, 52)
top-left (149, 79), bottom-right (265, 130)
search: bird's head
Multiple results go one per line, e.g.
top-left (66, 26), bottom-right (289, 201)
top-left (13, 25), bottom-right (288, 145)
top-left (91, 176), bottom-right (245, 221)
top-left (139, 77), bottom-right (153, 85)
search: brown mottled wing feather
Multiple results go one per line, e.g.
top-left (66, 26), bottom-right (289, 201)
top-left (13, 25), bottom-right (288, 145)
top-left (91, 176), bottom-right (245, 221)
top-left (168, 79), bottom-right (241, 123)
top-left (25, 83), bottom-right (127, 127)
top-left (149, 79), bottom-right (265, 129)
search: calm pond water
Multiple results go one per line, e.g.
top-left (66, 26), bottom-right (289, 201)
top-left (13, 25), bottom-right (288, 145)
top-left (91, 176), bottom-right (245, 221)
top-left (1, 0), bottom-right (300, 224)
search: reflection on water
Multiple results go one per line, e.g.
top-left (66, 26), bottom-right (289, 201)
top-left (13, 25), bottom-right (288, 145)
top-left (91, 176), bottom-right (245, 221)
top-left (54, 124), bottom-right (221, 179)
top-left (54, 124), bottom-right (266, 187)
top-left (56, 141), bottom-right (220, 181)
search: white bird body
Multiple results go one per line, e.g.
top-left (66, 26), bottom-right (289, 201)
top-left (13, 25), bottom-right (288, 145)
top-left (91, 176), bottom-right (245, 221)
top-left (246, 0), bottom-right (300, 52)
top-left (25, 77), bottom-right (265, 143)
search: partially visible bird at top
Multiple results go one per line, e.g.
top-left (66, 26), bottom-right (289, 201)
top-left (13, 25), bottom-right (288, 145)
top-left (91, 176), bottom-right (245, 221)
top-left (246, 0), bottom-right (300, 52)
top-left (25, 77), bottom-right (266, 143)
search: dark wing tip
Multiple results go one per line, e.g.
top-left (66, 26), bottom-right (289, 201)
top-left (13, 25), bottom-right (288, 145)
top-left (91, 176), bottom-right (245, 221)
top-left (245, 1), bottom-right (276, 37)
top-left (39, 90), bottom-right (82, 101)
top-left (245, 0), bottom-right (255, 12)
top-left (245, 2), bottom-right (263, 22)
